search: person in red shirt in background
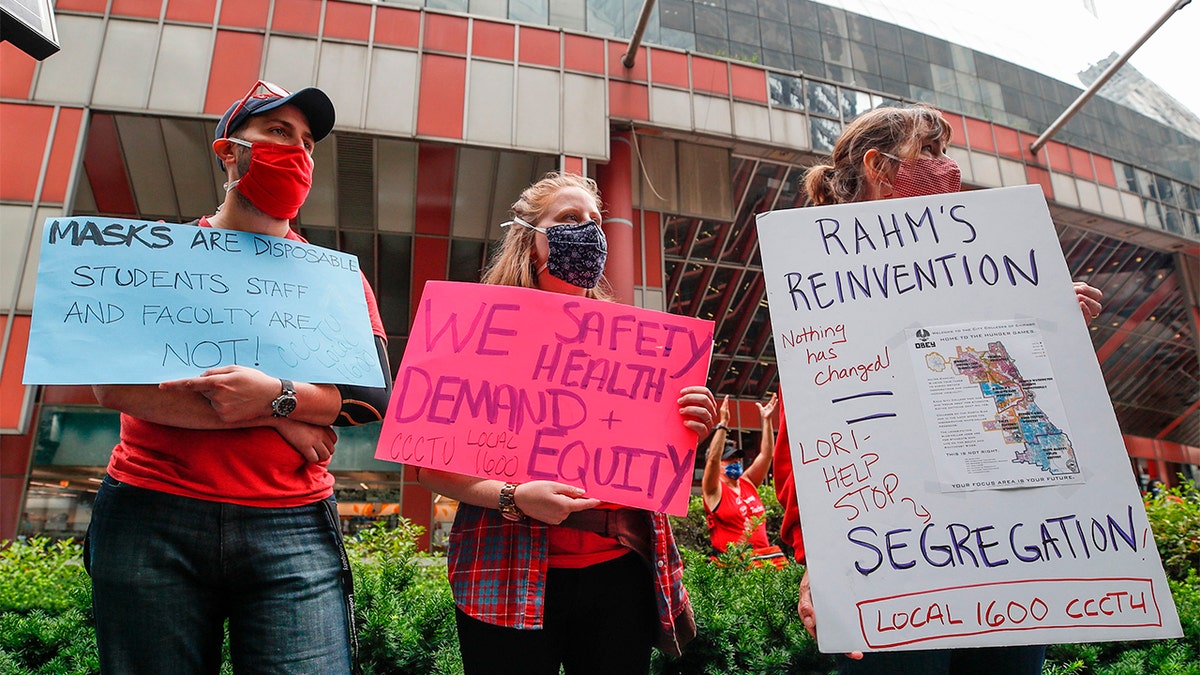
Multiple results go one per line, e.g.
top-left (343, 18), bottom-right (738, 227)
top-left (703, 392), bottom-right (787, 568)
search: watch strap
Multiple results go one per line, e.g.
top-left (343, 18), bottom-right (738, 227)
top-left (498, 482), bottom-right (525, 521)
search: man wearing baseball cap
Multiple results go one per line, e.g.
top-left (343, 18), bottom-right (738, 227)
top-left (702, 393), bottom-right (788, 568)
top-left (87, 81), bottom-right (391, 673)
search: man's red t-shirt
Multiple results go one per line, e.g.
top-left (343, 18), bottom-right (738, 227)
top-left (105, 221), bottom-right (385, 508)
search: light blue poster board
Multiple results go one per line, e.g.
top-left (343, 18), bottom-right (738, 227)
top-left (23, 217), bottom-right (384, 386)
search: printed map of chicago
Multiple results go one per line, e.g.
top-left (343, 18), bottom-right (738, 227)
top-left (927, 341), bottom-right (1080, 476)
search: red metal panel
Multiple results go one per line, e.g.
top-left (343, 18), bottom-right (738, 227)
top-left (324, 0), bottom-right (372, 42)
top-left (165, 0), bottom-right (217, 23)
top-left (54, 0), bottom-right (107, 11)
top-left (414, 144), bottom-right (456, 235)
top-left (518, 26), bottom-right (560, 67)
top-left (964, 117), bottom-right (994, 153)
top-left (941, 112), bottom-right (966, 148)
top-left (992, 125), bottom-right (1021, 158)
top-left (0, 316), bottom-right (31, 430)
top-left (649, 48), bottom-right (688, 89)
top-left (1068, 147), bottom-right (1095, 181)
top-left (401, 481), bottom-right (434, 550)
top-left (0, 432), bottom-right (35, 543)
top-left (1018, 131), bottom-right (1047, 165)
top-left (1024, 165), bottom-right (1053, 200)
top-left (204, 32), bottom-right (265, 115)
top-left (110, 0), bottom-right (164, 18)
top-left (1093, 156), bottom-right (1117, 187)
top-left (218, 0), bottom-right (270, 28)
top-left (412, 237), bottom-right (450, 282)
top-left (608, 42), bottom-right (647, 82)
top-left (374, 6), bottom-right (421, 47)
top-left (561, 156), bottom-right (583, 174)
top-left (271, 0), bottom-right (322, 35)
top-left (729, 63), bottom-right (766, 103)
top-left (0, 103), bottom-right (53, 201)
top-left (1045, 140), bottom-right (1071, 173)
top-left (608, 81), bottom-right (648, 121)
top-left (564, 34), bottom-right (604, 74)
top-left (0, 41), bottom-right (36, 99)
top-left (642, 210), bottom-right (663, 288)
top-left (41, 107), bottom-right (85, 204)
top-left (690, 56), bottom-right (728, 96)
top-left (472, 20), bottom-right (514, 61)
top-left (416, 55), bottom-right (466, 139)
top-left (424, 13), bottom-right (469, 54)
top-left (83, 113), bottom-right (138, 215)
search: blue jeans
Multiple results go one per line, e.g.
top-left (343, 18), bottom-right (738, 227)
top-left (85, 476), bottom-right (354, 674)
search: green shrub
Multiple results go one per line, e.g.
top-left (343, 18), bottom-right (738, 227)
top-left (0, 539), bottom-right (86, 614)
top-left (653, 548), bottom-right (832, 674)
top-left (0, 539), bottom-right (96, 675)
top-left (1, 503), bottom-right (1197, 675)
top-left (348, 522), bottom-right (461, 675)
top-left (1143, 481), bottom-right (1200, 582)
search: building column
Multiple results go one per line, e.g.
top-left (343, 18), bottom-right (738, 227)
top-left (0, 430), bottom-right (35, 542)
top-left (596, 131), bottom-right (635, 306)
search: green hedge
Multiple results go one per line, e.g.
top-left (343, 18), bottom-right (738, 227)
top-left (2, 487), bottom-right (1198, 675)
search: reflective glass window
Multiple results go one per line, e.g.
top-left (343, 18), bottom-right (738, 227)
top-left (768, 73), bottom-right (804, 110)
top-left (378, 234), bottom-right (412, 338)
top-left (448, 240), bottom-right (486, 282)
top-left (341, 231), bottom-right (376, 284)
top-left (509, 0), bottom-right (548, 24)
top-left (810, 117), bottom-right (841, 152)
top-left (694, 5), bottom-right (728, 38)
top-left (659, 0), bottom-right (693, 32)
top-left (586, 0), bottom-right (623, 37)
top-left (728, 10), bottom-right (759, 45)
top-left (806, 80), bottom-right (839, 117)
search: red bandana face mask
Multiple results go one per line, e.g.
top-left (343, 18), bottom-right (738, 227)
top-left (225, 139), bottom-right (314, 220)
top-left (883, 154), bottom-right (962, 198)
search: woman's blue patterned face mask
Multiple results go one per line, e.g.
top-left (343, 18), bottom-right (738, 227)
top-left (508, 217), bottom-right (608, 289)
top-left (724, 462), bottom-right (744, 480)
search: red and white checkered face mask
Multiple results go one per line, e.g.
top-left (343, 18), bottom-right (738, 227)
top-left (883, 153), bottom-right (962, 198)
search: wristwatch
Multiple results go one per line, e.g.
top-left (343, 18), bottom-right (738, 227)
top-left (715, 423), bottom-right (728, 432)
top-left (270, 379), bottom-right (297, 417)
top-left (498, 483), bottom-right (525, 521)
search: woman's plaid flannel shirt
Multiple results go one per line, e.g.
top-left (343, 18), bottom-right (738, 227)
top-left (447, 503), bottom-right (694, 656)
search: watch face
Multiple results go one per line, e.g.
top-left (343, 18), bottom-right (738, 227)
top-left (273, 395), bottom-right (298, 417)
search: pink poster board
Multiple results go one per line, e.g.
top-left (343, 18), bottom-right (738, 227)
top-left (374, 281), bottom-right (715, 516)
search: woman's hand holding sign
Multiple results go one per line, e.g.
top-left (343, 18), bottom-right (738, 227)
top-left (512, 482), bottom-right (602, 525)
top-left (677, 385), bottom-right (718, 438)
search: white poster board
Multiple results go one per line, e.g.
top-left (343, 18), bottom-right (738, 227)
top-left (757, 185), bottom-right (1181, 653)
